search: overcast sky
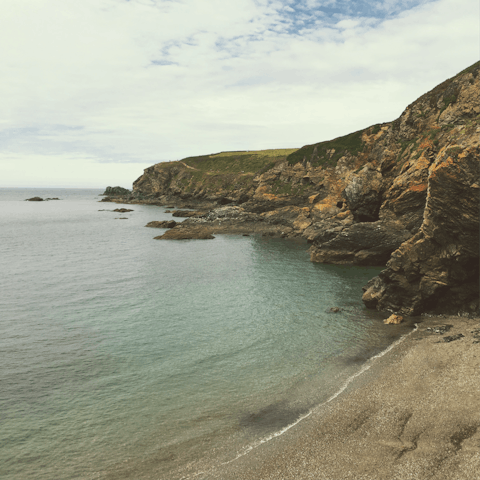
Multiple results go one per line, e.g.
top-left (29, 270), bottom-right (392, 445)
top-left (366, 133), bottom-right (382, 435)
top-left (1, 0), bottom-right (478, 188)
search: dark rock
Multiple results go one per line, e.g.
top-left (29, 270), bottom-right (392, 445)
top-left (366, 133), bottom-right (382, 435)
top-left (441, 334), bottom-right (465, 343)
top-left (362, 276), bottom-right (386, 309)
top-left (329, 307), bottom-right (340, 313)
top-left (154, 226), bottom-right (215, 240)
top-left (103, 186), bottom-right (131, 196)
top-left (26, 197), bottom-right (43, 201)
top-left (471, 329), bottom-right (480, 342)
top-left (363, 146), bottom-right (479, 315)
top-left (426, 325), bottom-right (454, 335)
top-left (310, 221), bottom-right (411, 266)
top-left (113, 208), bottom-right (134, 213)
top-left (171, 210), bottom-right (202, 218)
top-left (45, 197), bottom-right (60, 200)
top-left (343, 165), bottom-right (383, 222)
top-left (145, 220), bottom-right (177, 228)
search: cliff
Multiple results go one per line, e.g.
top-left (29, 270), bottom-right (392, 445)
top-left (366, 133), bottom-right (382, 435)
top-left (113, 62), bottom-right (480, 315)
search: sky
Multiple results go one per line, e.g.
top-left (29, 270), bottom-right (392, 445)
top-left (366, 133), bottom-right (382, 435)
top-left (0, 0), bottom-right (478, 188)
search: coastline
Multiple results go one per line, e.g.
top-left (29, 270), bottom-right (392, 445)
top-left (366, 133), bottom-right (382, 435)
top-left (197, 315), bottom-right (480, 479)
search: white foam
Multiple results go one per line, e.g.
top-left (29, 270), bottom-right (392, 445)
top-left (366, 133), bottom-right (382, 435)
top-left (186, 323), bottom-right (419, 478)
top-left (186, 324), bottom-right (418, 479)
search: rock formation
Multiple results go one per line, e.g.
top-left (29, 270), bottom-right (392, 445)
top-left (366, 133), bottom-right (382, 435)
top-left (145, 220), bottom-right (177, 228)
top-left (103, 62), bottom-right (479, 315)
top-left (102, 186), bottom-right (131, 196)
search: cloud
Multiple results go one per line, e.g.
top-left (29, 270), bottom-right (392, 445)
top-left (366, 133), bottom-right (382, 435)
top-left (0, 0), bottom-right (478, 187)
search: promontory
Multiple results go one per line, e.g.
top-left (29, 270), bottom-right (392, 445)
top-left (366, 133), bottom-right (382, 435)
top-left (102, 61), bottom-right (479, 317)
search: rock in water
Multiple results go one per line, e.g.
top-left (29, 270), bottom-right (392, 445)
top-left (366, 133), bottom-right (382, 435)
top-left (154, 226), bottom-right (215, 240)
top-left (384, 314), bottom-right (404, 324)
top-left (26, 197), bottom-right (44, 201)
top-left (103, 186), bottom-right (131, 196)
top-left (145, 220), bottom-right (177, 228)
top-left (113, 208), bottom-right (133, 213)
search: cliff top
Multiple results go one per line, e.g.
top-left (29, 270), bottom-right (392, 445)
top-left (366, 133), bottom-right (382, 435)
top-left (153, 148), bottom-right (299, 175)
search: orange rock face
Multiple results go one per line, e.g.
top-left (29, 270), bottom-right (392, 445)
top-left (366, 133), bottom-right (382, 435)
top-left (384, 314), bottom-right (404, 324)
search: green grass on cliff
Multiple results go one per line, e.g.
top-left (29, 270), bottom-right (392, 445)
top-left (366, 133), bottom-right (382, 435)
top-left (286, 129), bottom-right (365, 167)
top-left (180, 149), bottom-right (298, 174)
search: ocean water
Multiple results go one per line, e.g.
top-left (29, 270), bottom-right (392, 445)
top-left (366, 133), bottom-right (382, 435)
top-left (0, 188), bottom-right (414, 479)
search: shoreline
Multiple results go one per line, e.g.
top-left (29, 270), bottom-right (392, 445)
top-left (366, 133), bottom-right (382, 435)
top-left (196, 315), bottom-right (480, 479)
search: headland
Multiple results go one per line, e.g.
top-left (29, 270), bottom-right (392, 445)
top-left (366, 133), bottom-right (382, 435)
top-left (102, 61), bottom-right (479, 318)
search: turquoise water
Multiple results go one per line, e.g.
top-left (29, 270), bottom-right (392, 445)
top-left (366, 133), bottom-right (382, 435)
top-left (0, 189), bottom-right (413, 479)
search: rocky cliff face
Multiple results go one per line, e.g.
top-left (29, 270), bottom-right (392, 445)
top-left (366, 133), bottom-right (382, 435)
top-left (123, 62), bottom-right (480, 315)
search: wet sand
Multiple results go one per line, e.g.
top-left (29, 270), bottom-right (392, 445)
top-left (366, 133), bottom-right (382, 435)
top-left (203, 316), bottom-right (480, 480)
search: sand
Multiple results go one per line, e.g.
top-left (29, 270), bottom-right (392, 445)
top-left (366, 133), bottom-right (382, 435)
top-left (203, 315), bottom-right (480, 480)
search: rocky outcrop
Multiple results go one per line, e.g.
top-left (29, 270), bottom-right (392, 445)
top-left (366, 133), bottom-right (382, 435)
top-left (310, 221), bottom-right (411, 266)
top-left (154, 226), bottom-right (215, 240)
top-left (145, 220), bottom-right (177, 228)
top-left (103, 186), bottom-right (131, 196)
top-left (171, 210), bottom-right (206, 218)
top-left (26, 197), bottom-right (44, 201)
top-left (107, 62), bottom-right (479, 315)
top-left (384, 314), bottom-right (403, 324)
top-left (362, 144), bottom-right (479, 315)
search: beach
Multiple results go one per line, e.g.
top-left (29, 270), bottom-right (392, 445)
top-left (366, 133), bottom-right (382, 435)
top-left (203, 315), bottom-right (480, 480)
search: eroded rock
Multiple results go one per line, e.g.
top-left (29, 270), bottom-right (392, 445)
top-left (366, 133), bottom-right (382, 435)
top-left (154, 226), bottom-right (215, 240)
top-left (145, 220), bottom-right (177, 228)
top-left (103, 186), bottom-right (131, 196)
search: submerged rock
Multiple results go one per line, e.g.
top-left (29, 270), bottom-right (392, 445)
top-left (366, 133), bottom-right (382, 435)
top-left (113, 208), bottom-right (134, 213)
top-left (26, 197), bottom-right (43, 201)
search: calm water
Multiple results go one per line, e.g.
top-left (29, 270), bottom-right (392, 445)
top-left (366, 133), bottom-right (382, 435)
top-left (0, 188), bottom-right (413, 479)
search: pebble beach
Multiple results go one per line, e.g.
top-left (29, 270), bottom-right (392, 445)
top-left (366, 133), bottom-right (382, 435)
top-left (203, 316), bottom-right (480, 480)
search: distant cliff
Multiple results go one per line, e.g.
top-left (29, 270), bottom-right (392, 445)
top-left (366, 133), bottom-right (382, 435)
top-left (119, 62), bottom-right (480, 316)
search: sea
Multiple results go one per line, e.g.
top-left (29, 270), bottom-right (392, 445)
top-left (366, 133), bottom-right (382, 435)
top-left (0, 188), bottom-right (415, 479)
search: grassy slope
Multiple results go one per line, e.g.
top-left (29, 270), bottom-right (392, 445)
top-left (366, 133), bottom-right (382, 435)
top-left (181, 149), bottom-right (298, 174)
top-left (143, 61), bottom-right (479, 197)
top-left (285, 126), bottom-right (379, 167)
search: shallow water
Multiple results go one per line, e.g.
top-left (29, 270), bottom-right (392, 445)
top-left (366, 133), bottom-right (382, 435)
top-left (0, 189), bottom-right (413, 479)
